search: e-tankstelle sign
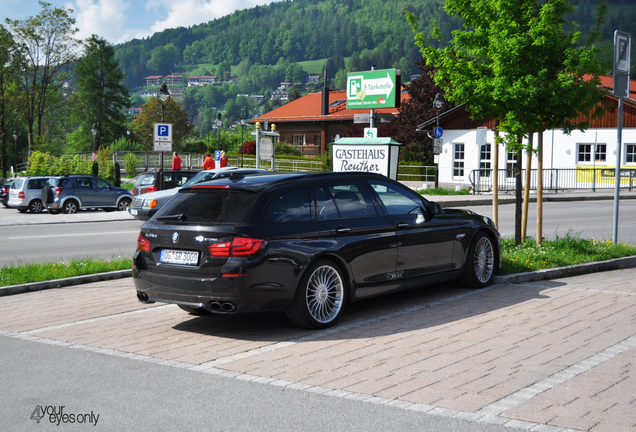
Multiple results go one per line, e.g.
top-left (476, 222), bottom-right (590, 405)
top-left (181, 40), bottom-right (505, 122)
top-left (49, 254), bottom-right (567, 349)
top-left (332, 137), bottom-right (401, 180)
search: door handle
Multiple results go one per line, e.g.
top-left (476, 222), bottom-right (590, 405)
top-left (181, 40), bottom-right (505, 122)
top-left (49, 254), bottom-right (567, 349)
top-left (335, 226), bottom-right (351, 235)
top-left (396, 222), bottom-right (409, 229)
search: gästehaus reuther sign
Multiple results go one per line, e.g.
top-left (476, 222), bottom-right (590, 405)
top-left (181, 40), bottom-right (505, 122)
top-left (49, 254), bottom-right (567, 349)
top-left (332, 137), bottom-right (401, 180)
top-left (346, 69), bottom-right (400, 109)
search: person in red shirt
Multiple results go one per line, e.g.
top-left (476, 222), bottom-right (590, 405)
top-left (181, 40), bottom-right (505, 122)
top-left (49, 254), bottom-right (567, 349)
top-left (171, 152), bottom-right (182, 170)
top-left (219, 150), bottom-right (228, 167)
top-left (202, 153), bottom-right (214, 170)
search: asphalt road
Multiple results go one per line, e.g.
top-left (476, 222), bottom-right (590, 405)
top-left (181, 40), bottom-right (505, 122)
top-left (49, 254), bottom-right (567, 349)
top-left (462, 199), bottom-right (636, 245)
top-left (1, 198), bottom-right (635, 267)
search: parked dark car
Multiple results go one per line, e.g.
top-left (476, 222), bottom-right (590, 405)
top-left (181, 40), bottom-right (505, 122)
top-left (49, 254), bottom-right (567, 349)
top-left (133, 172), bottom-right (501, 329)
top-left (129, 167), bottom-right (271, 221)
top-left (132, 170), bottom-right (198, 197)
top-left (42, 175), bottom-right (132, 214)
top-left (1, 179), bottom-right (14, 207)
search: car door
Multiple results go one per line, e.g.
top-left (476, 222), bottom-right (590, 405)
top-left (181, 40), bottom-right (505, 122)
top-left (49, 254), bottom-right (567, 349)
top-left (367, 179), bottom-right (456, 279)
top-left (74, 177), bottom-right (95, 206)
top-left (313, 180), bottom-right (397, 294)
top-left (92, 178), bottom-right (117, 207)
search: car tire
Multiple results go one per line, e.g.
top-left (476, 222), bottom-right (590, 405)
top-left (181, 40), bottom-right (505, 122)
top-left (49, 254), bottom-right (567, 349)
top-left (28, 199), bottom-right (43, 213)
top-left (178, 305), bottom-right (212, 316)
top-left (286, 259), bottom-right (346, 329)
top-left (118, 198), bottom-right (131, 211)
top-left (47, 209), bottom-right (61, 214)
top-left (63, 200), bottom-right (79, 214)
top-left (460, 231), bottom-right (496, 289)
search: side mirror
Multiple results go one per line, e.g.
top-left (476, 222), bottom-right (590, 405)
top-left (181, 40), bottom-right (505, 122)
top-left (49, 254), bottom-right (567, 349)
top-left (430, 202), bottom-right (443, 215)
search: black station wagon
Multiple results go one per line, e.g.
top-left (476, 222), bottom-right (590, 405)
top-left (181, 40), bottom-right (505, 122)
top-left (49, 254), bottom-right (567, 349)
top-left (133, 172), bottom-right (501, 329)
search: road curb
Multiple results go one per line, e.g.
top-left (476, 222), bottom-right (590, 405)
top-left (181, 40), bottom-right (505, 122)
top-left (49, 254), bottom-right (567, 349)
top-left (2, 256), bottom-right (636, 296)
top-left (0, 269), bottom-right (132, 296)
top-left (493, 255), bottom-right (636, 285)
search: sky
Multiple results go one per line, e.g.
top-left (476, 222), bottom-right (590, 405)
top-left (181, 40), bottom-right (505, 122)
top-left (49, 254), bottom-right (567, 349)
top-left (1, 0), bottom-right (279, 45)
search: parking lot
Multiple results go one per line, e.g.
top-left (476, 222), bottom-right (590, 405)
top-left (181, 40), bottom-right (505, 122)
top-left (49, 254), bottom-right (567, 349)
top-left (1, 268), bottom-right (635, 431)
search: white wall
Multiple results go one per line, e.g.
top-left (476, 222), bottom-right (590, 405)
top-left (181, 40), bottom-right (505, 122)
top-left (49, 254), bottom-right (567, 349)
top-left (436, 128), bottom-right (636, 186)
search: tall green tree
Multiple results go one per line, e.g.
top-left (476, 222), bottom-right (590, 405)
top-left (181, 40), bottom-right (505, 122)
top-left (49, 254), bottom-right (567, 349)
top-left (130, 98), bottom-right (193, 150)
top-left (6, 1), bottom-right (80, 157)
top-left (0, 25), bottom-right (20, 177)
top-left (407, 0), bottom-right (607, 245)
top-left (73, 35), bottom-right (131, 152)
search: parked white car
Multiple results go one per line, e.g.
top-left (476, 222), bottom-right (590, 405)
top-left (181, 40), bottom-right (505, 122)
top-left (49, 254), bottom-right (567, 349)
top-left (8, 176), bottom-right (52, 213)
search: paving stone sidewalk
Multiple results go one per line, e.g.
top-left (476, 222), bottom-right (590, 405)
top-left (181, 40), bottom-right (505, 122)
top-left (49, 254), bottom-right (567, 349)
top-left (1, 268), bottom-right (634, 431)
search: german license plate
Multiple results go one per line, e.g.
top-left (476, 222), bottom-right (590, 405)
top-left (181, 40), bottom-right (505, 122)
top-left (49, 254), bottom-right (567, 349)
top-left (130, 209), bottom-right (138, 215)
top-left (160, 249), bottom-right (198, 266)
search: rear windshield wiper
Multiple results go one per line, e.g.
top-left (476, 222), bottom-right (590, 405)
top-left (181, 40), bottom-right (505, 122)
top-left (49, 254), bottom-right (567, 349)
top-left (156, 213), bottom-right (187, 222)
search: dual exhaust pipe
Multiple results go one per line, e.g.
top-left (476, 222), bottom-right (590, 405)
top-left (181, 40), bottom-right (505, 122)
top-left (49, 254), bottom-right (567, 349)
top-left (137, 291), bottom-right (236, 313)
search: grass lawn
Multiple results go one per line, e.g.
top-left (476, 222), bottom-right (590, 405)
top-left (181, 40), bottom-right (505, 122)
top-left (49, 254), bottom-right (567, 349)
top-left (1, 234), bottom-right (635, 287)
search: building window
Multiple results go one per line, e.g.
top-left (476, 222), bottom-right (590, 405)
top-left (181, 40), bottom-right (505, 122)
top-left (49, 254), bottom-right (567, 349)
top-left (595, 144), bottom-right (606, 162)
top-left (578, 144), bottom-right (592, 162)
top-left (627, 144), bottom-right (636, 163)
top-left (293, 134), bottom-right (304, 146)
top-left (453, 143), bottom-right (465, 177)
top-left (480, 144), bottom-right (491, 177)
top-left (507, 151), bottom-right (518, 175)
top-left (315, 134), bottom-right (321, 148)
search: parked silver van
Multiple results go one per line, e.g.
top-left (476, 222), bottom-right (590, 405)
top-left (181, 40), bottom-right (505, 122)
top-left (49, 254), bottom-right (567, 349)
top-left (7, 176), bottom-right (52, 213)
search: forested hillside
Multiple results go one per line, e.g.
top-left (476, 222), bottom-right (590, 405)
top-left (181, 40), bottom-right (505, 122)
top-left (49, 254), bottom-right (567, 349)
top-left (114, 0), bottom-right (634, 89)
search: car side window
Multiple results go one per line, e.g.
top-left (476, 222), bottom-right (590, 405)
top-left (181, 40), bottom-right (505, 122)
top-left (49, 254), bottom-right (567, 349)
top-left (316, 181), bottom-right (377, 219)
top-left (368, 180), bottom-right (425, 215)
top-left (75, 178), bottom-right (92, 188)
top-left (267, 187), bottom-right (311, 223)
top-left (58, 178), bottom-right (69, 187)
top-left (93, 178), bottom-right (110, 189)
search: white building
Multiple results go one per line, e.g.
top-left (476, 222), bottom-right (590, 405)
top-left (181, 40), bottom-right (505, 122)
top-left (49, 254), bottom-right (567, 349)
top-left (418, 81), bottom-right (636, 191)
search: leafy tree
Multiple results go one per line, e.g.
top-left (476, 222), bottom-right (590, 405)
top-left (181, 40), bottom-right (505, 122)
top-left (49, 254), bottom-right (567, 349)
top-left (407, 0), bottom-right (607, 245)
top-left (130, 98), bottom-right (193, 150)
top-left (0, 25), bottom-right (20, 177)
top-left (6, 1), bottom-right (80, 157)
top-left (395, 58), bottom-right (453, 162)
top-left (73, 35), bottom-right (131, 152)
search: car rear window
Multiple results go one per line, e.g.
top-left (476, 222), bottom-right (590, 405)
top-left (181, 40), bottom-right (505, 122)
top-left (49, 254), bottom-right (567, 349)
top-left (154, 189), bottom-right (256, 224)
top-left (12, 179), bottom-right (24, 189)
top-left (135, 174), bottom-right (156, 186)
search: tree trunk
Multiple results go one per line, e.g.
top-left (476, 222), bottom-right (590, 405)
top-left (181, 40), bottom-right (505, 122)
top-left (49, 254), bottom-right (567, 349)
top-left (537, 131), bottom-right (544, 246)
top-left (492, 119), bottom-right (499, 229)
top-left (521, 133), bottom-right (533, 242)
top-left (515, 147), bottom-right (523, 246)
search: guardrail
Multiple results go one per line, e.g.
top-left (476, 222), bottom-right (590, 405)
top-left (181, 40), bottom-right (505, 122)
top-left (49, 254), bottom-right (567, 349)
top-left (469, 168), bottom-right (636, 194)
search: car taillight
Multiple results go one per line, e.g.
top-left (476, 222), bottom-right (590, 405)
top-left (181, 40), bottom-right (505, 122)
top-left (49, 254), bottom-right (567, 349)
top-left (145, 186), bottom-right (157, 193)
top-left (132, 188), bottom-right (137, 195)
top-left (208, 238), bottom-right (266, 257)
top-left (18, 191), bottom-right (25, 199)
top-left (55, 188), bottom-right (63, 197)
top-left (137, 234), bottom-right (151, 252)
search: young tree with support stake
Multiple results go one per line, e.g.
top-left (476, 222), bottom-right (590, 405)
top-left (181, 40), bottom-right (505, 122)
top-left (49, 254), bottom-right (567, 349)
top-left (407, 0), bottom-right (607, 246)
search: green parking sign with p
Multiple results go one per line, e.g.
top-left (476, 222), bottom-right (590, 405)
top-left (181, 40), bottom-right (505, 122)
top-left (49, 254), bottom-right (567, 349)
top-left (346, 69), bottom-right (399, 109)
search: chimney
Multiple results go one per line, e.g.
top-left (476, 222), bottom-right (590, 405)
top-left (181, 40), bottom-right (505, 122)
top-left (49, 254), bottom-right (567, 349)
top-left (321, 69), bottom-right (329, 116)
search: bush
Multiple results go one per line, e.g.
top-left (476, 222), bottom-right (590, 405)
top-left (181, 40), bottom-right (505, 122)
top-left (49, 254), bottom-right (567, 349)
top-left (275, 141), bottom-right (302, 156)
top-left (109, 138), bottom-right (144, 152)
top-left (92, 161), bottom-right (98, 176)
top-left (124, 153), bottom-right (139, 177)
top-left (242, 140), bottom-right (256, 155)
top-left (71, 155), bottom-right (92, 175)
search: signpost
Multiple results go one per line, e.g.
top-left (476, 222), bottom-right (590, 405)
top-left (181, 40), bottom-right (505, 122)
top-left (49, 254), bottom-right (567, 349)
top-left (364, 128), bottom-right (377, 138)
top-left (153, 123), bottom-right (172, 152)
top-left (612, 30), bottom-right (631, 243)
top-left (346, 69), bottom-right (400, 110)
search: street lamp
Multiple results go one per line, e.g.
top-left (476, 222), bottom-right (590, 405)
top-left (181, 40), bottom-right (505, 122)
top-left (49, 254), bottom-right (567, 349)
top-left (215, 112), bottom-right (222, 152)
top-left (433, 93), bottom-right (444, 189)
top-left (240, 118), bottom-right (246, 167)
top-left (12, 131), bottom-right (17, 176)
top-left (91, 123), bottom-right (98, 152)
top-left (156, 83), bottom-right (171, 190)
top-left (156, 83), bottom-right (170, 122)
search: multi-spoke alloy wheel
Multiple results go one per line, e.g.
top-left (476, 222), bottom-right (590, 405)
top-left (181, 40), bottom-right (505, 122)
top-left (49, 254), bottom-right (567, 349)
top-left (286, 259), bottom-right (345, 329)
top-left (460, 232), bottom-right (496, 288)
